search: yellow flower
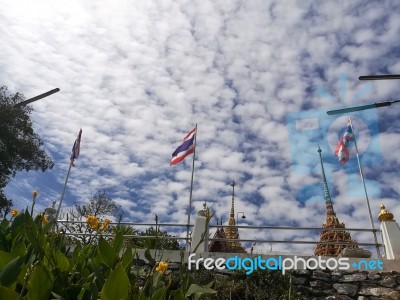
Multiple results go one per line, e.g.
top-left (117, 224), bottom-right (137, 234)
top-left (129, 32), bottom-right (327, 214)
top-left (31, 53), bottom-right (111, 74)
top-left (86, 215), bottom-right (97, 224)
top-left (32, 190), bottom-right (39, 199)
top-left (11, 209), bottom-right (18, 217)
top-left (91, 219), bottom-right (100, 229)
top-left (156, 261), bottom-right (168, 273)
top-left (101, 219), bottom-right (111, 231)
top-left (40, 214), bottom-right (48, 224)
top-left (86, 215), bottom-right (100, 229)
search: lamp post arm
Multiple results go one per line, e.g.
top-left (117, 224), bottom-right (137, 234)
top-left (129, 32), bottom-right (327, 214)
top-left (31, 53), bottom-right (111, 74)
top-left (327, 100), bottom-right (400, 115)
top-left (14, 88), bottom-right (60, 107)
top-left (359, 75), bottom-right (400, 80)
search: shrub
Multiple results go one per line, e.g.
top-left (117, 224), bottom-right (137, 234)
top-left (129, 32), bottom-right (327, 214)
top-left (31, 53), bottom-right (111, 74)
top-left (0, 209), bottom-right (216, 299)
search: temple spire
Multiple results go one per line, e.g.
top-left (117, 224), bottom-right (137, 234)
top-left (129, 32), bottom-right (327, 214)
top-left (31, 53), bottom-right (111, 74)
top-left (230, 180), bottom-right (235, 220)
top-left (318, 146), bottom-right (335, 216)
top-left (221, 180), bottom-right (245, 253)
top-left (314, 147), bottom-right (360, 257)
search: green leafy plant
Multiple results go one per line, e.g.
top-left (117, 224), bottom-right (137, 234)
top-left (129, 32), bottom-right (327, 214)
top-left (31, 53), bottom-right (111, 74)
top-left (1, 199), bottom-right (298, 299)
top-left (0, 207), bottom-right (217, 299)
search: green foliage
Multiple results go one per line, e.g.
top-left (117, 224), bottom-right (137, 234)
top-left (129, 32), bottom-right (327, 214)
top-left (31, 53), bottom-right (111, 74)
top-left (0, 207), bottom-right (217, 299)
top-left (27, 262), bottom-right (54, 300)
top-left (132, 227), bottom-right (181, 250)
top-left (1, 201), bottom-right (297, 299)
top-left (0, 86), bottom-right (54, 216)
top-left (185, 284), bottom-right (217, 300)
top-left (0, 256), bottom-right (25, 286)
top-left (101, 263), bottom-right (130, 300)
top-left (0, 193), bottom-right (12, 218)
top-left (195, 268), bottom-right (301, 300)
top-left (98, 237), bottom-right (118, 267)
top-left (0, 286), bottom-right (19, 299)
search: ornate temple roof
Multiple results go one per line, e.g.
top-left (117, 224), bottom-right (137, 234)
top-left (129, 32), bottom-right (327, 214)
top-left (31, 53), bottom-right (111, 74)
top-left (314, 147), bottom-right (359, 257)
top-left (209, 180), bottom-right (246, 253)
top-left (208, 222), bottom-right (233, 252)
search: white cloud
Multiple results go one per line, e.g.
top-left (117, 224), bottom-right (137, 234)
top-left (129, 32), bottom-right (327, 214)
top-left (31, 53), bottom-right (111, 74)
top-left (1, 0), bottom-right (399, 256)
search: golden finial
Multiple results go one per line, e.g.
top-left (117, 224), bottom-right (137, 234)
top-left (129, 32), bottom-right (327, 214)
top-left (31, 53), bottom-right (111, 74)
top-left (197, 202), bottom-right (214, 220)
top-left (378, 204), bottom-right (394, 221)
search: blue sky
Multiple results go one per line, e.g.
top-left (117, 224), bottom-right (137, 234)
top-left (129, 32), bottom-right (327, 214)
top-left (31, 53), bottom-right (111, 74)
top-left (1, 0), bottom-right (399, 255)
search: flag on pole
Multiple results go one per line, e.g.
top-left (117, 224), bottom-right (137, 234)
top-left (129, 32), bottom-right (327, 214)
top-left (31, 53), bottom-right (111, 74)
top-left (170, 128), bottom-right (196, 165)
top-left (70, 129), bottom-right (82, 166)
top-left (334, 121), bottom-right (354, 165)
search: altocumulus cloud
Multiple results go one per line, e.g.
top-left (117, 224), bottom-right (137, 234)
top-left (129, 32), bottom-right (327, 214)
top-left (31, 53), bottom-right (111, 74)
top-left (1, 0), bottom-right (400, 254)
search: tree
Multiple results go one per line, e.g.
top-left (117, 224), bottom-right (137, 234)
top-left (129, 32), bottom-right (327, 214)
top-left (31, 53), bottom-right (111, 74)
top-left (0, 190), bottom-right (12, 217)
top-left (75, 190), bottom-right (120, 217)
top-left (62, 192), bottom-right (181, 249)
top-left (62, 191), bottom-right (122, 244)
top-left (0, 86), bottom-right (54, 216)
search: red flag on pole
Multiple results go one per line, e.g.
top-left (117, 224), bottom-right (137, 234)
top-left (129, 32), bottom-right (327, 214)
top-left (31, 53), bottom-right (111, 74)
top-left (334, 121), bottom-right (353, 165)
top-left (70, 129), bottom-right (82, 166)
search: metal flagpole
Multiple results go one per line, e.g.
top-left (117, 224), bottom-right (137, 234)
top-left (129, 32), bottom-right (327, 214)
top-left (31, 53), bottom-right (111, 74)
top-left (186, 123), bottom-right (197, 251)
top-left (348, 116), bottom-right (381, 258)
top-left (55, 161), bottom-right (73, 221)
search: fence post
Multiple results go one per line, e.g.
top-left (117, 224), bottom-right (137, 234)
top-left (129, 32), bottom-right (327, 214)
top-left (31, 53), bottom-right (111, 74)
top-left (379, 204), bottom-right (400, 259)
top-left (191, 204), bottom-right (210, 253)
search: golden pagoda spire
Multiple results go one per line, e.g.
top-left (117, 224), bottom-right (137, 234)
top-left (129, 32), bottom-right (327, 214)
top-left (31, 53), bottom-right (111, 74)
top-left (223, 180), bottom-right (245, 253)
top-left (225, 180), bottom-right (238, 237)
top-left (314, 147), bottom-right (359, 257)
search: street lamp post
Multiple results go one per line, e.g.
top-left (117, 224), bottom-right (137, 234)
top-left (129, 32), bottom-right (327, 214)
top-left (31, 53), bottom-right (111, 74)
top-left (236, 212), bottom-right (246, 240)
top-left (236, 212), bottom-right (246, 225)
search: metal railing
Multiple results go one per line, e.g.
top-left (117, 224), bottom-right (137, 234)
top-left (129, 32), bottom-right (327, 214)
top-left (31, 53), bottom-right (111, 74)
top-left (56, 219), bottom-right (192, 242)
top-left (55, 219), bottom-right (383, 253)
top-left (208, 224), bottom-right (384, 256)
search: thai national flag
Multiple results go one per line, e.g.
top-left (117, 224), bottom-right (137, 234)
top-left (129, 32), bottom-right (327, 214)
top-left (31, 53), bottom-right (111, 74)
top-left (334, 121), bottom-right (353, 165)
top-left (170, 128), bottom-right (196, 165)
top-left (70, 129), bottom-right (82, 166)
